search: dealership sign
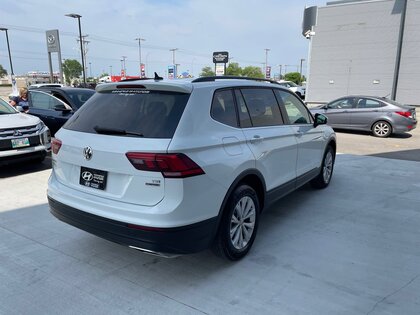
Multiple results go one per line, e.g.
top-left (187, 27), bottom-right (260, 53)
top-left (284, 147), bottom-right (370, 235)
top-left (213, 51), bottom-right (229, 64)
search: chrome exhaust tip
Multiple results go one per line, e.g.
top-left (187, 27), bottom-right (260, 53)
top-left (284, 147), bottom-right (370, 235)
top-left (129, 245), bottom-right (180, 258)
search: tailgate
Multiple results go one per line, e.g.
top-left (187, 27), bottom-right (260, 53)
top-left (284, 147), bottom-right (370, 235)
top-left (53, 130), bottom-right (171, 206)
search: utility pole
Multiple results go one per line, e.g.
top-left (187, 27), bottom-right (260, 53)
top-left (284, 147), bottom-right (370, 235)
top-left (135, 37), bottom-right (145, 77)
top-left (299, 58), bottom-right (305, 80)
top-left (278, 65), bottom-right (282, 80)
top-left (121, 56), bottom-right (127, 77)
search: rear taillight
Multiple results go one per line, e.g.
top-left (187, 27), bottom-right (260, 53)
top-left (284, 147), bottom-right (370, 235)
top-left (396, 111), bottom-right (412, 118)
top-left (51, 138), bottom-right (62, 154)
top-left (126, 152), bottom-right (205, 178)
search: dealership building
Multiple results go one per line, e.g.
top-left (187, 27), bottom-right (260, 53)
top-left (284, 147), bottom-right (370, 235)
top-left (304, 0), bottom-right (420, 106)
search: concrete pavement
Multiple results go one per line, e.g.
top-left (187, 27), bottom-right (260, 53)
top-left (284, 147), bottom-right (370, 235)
top-left (1, 154), bottom-right (420, 314)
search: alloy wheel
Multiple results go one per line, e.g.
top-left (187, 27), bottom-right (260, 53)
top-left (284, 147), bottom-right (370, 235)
top-left (230, 196), bottom-right (256, 250)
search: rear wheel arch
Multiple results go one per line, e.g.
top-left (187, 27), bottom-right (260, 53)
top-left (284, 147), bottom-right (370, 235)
top-left (214, 170), bottom-right (266, 229)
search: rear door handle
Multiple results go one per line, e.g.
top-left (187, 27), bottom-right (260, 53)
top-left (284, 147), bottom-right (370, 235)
top-left (249, 135), bottom-right (263, 144)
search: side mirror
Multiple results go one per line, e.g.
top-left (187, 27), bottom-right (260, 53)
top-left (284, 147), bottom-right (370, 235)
top-left (314, 113), bottom-right (328, 127)
top-left (54, 104), bottom-right (71, 112)
top-left (15, 105), bottom-right (25, 112)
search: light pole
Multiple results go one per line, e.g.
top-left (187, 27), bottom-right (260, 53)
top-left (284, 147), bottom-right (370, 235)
top-left (170, 48), bottom-right (178, 65)
top-left (299, 58), bottom-right (305, 81)
top-left (0, 28), bottom-right (17, 95)
top-left (89, 62), bottom-right (92, 77)
top-left (170, 48), bottom-right (178, 77)
top-left (264, 48), bottom-right (270, 78)
top-left (135, 37), bottom-right (145, 77)
top-left (65, 13), bottom-right (86, 86)
top-left (278, 65), bottom-right (282, 80)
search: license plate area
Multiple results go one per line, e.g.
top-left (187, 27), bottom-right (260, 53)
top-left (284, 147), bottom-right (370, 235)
top-left (79, 166), bottom-right (107, 190)
top-left (11, 137), bottom-right (30, 148)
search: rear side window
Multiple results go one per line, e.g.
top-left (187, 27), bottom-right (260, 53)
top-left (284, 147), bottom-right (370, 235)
top-left (64, 90), bottom-right (190, 138)
top-left (240, 88), bottom-right (283, 127)
top-left (275, 90), bottom-right (312, 124)
top-left (211, 90), bottom-right (238, 127)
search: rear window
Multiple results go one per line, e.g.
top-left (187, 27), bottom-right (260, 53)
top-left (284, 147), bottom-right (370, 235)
top-left (65, 89), bottom-right (95, 109)
top-left (64, 90), bottom-right (190, 138)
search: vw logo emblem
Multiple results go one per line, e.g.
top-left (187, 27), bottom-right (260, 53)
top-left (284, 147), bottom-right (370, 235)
top-left (13, 130), bottom-right (22, 137)
top-left (47, 34), bottom-right (55, 44)
top-left (81, 171), bottom-right (93, 182)
top-left (83, 146), bottom-right (93, 160)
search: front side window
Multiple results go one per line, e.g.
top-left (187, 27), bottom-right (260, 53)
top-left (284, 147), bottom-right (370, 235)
top-left (211, 89), bottom-right (238, 127)
top-left (29, 91), bottom-right (65, 110)
top-left (275, 90), bottom-right (312, 124)
top-left (64, 90), bottom-right (190, 138)
top-left (240, 88), bottom-right (283, 127)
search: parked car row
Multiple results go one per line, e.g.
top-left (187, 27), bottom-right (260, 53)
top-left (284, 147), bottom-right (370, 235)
top-left (0, 98), bottom-right (51, 165)
top-left (24, 87), bottom-right (95, 135)
top-left (309, 96), bottom-right (417, 137)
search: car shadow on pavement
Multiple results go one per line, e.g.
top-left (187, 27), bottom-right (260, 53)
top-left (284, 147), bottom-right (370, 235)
top-left (334, 128), bottom-right (412, 139)
top-left (0, 155), bottom-right (52, 178)
top-left (367, 149), bottom-right (420, 162)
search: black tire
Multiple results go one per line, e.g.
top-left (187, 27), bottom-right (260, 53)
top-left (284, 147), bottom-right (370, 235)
top-left (372, 121), bottom-right (392, 137)
top-left (310, 145), bottom-right (335, 189)
top-left (212, 185), bottom-right (260, 261)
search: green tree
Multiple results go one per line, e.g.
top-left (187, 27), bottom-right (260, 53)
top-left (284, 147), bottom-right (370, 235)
top-left (284, 72), bottom-right (303, 85)
top-left (226, 62), bottom-right (242, 76)
top-left (62, 59), bottom-right (83, 85)
top-left (242, 66), bottom-right (264, 78)
top-left (0, 64), bottom-right (7, 77)
top-left (199, 66), bottom-right (215, 77)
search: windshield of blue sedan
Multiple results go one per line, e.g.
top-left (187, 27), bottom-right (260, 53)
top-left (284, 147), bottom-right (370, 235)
top-left (0, 99), bottom-right (17, 114)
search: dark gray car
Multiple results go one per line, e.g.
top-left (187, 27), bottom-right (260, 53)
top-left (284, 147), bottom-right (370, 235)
top-left (310, 96), bottom-right (417, 137)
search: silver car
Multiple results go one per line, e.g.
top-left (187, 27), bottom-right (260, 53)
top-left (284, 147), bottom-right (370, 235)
top-left (310, 96), bottom-right (417, 137)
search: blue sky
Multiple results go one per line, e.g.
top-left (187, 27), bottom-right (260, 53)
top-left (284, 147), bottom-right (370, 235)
top-left (0, 0), bottom-right (325, 78)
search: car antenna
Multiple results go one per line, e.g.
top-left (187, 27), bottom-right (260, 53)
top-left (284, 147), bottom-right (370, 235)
top-left (154, 72), bottom-right (163, 81)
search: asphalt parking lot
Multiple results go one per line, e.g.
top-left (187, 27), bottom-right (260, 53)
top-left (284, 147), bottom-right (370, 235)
top-left (1, 127), bottom-right (420, 314)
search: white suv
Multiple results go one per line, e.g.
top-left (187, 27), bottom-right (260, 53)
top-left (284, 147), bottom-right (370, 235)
top-left (277, 80), bottom-right (306, 99)
top-left (0, 98), bottom-right (51, 165)
top-left (48, 76), bottom-right (336, 260)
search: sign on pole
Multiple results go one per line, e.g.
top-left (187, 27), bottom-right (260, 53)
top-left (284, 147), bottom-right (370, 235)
top-left (213, 51), bottom-right (229, 76)
top-left (46, 29), bottom-right (63, 84)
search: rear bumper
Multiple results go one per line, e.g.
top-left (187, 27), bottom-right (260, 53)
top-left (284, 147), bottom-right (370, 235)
top-left (48, 197), bottom-right (218, 255)
top-left (0, 148), bottom-right (48, 165)
top-left (394, 120), bottom-right (417, 133)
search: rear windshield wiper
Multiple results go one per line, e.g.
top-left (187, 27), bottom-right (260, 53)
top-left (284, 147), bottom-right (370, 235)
top-left (94, 126), bottom-right (144, 137)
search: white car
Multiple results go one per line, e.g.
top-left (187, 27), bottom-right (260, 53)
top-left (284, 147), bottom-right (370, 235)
top-left (48, 76), bottom-right (336, 260)
top-left (277, 80), bottom-right (306, 99)
top-left (0, 98), bottom-right (51, 164)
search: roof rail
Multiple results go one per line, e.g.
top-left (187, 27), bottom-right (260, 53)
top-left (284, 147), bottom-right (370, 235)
top-left (191, 76), bottom-right (281, 85)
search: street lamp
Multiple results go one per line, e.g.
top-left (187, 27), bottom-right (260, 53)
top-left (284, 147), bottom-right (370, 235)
top-left (0, 27), bottom-right (17, 95)
top-left (65, 13), bottom-right (86, 86)
top-left (135, 37), bottom-right (145, 77)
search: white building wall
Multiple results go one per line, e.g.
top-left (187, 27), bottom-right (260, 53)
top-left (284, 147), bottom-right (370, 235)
top-left (307, 0), bottom-right (420, 105)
